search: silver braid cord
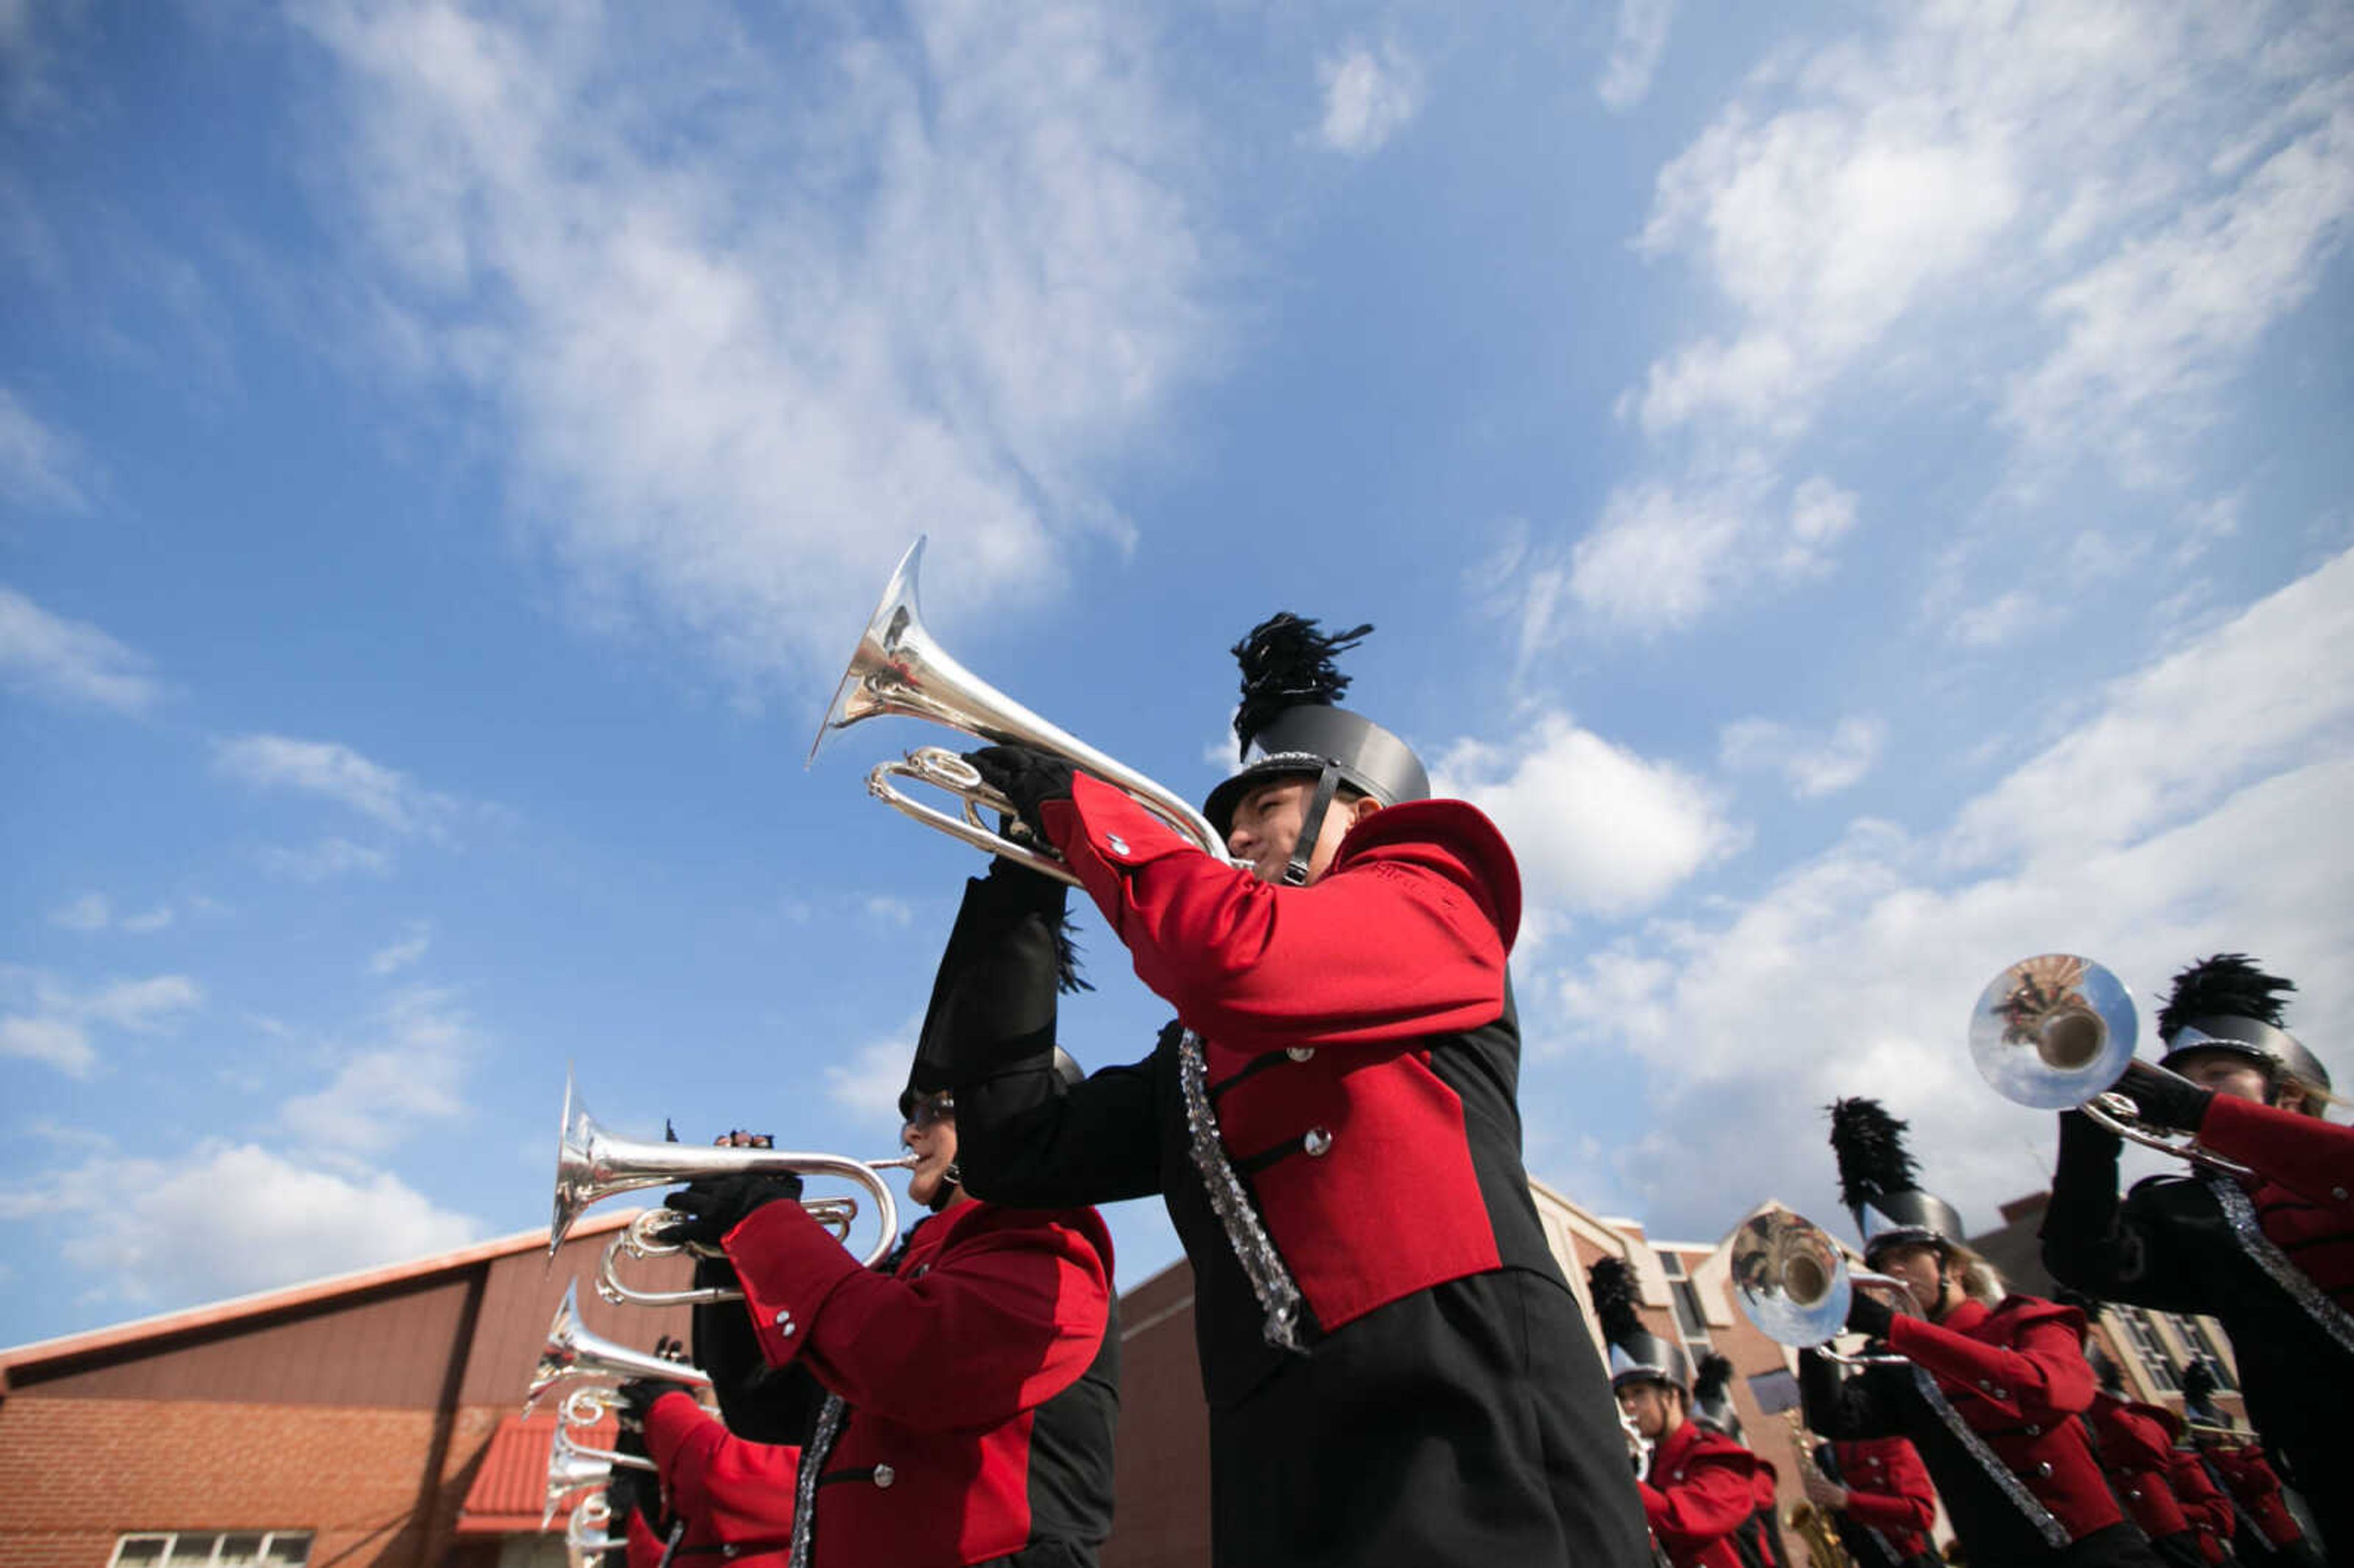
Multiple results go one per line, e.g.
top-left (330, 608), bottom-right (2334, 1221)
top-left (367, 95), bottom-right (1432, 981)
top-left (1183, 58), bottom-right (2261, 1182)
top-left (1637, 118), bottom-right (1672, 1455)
top-left (2206, 1170), bottom-right (2354, 1356)
top-left (785, 1393), bottom-right (845, 1568)
top-left (1176, 1029), bottom-right (1303, 1350)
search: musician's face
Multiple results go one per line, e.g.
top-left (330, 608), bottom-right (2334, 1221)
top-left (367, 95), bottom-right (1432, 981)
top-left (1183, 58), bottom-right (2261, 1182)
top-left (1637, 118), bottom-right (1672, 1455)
top-left (902, 1111), bottom-right (959, 1207)
top-left (1615, 1379), bottom-right (1680, 1441)
top-left (1224, 777), bottom-right (1379, 884)
top-left (1875, 1243), bottom-right (1948, 1317)
top-left (2170, 1049), bottom-right (2274, 1107)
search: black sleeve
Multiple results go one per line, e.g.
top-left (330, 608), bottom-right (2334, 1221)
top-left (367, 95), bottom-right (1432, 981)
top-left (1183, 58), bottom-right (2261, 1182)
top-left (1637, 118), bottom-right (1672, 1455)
top-left (1801, 1348), bottom-right (1896, 1441)
top-left (694, 1255), bottom-right (826, 1443)
top-left (908, 862), bottom-right (1070, 1097)
top-left (956, 1051), bottom-right (1164, 1208)
top-left (2040, 1109), bottom-right (2212, 1312)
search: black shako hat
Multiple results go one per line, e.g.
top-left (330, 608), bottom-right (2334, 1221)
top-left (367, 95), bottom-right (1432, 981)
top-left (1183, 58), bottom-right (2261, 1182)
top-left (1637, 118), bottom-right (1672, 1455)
top-left (1202, 614), bottom-right (1430, 885)
top-left (1589, 1255), bottom-right (1691, 1392)
top-left (2154, 953), bottom-right (2331, 1098)
top-left (1828, 1097), bottom-right (1968, 1267)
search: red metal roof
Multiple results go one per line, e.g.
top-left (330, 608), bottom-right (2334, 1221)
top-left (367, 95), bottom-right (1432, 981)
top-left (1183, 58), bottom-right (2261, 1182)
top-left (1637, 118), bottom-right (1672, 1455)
top-left (458, 1412), bottom-right (622, 1535)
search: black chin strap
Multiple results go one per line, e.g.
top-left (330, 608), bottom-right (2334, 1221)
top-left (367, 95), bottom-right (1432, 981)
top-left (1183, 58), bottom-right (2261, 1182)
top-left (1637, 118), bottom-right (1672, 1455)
top-left (1282, 766), bottom-right (1344, 886)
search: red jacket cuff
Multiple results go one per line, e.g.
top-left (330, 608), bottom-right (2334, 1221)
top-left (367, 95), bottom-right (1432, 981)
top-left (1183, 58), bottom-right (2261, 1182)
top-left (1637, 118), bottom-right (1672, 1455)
top-left (721, 1200), bottom-right (869, 1369)
top-left (643, 1389), bottom-right (720, 1477)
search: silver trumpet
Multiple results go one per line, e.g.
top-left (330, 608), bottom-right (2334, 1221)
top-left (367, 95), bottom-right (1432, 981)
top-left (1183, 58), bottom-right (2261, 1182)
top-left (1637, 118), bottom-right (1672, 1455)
top-left (595, 1195), bottom-right (875, 1309)
top-left (1968, 953), bottom-right (2252, 1176)
top-left (543, 1423), bottom-right (653, 1529)
top-left (565, 1493), bottom-right (624, 1567)
top-left (1728, 1205), bottom-right (1911, 1368)
top-left (550, 1070), bottom-right (918, 1273)
top-left (524, 1281), bottom-right (715, 1415)
top-left (810, 536), bottom-right (1236, 884)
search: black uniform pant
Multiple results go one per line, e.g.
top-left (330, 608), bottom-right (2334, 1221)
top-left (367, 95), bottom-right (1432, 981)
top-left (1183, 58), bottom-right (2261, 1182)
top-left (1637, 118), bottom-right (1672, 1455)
top-left (1205, 1266), bottom-right (1651, 1568)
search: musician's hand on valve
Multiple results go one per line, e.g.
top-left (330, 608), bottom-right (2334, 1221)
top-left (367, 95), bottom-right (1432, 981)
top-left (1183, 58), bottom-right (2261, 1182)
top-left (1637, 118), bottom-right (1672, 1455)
top-left (964, 744), bottom-right (1075, 842)
top-left (1845, 1287), bottom-right (1897, 1341)
top-left (615, 1374), bottom-right (701, 1434)
top-left (663, 1171), bottom-right (806, 1246)
top-left (1802, 1474), bottom-right (1849, 1512)
top-left (2115, 1059), bottom-right (2215, 1133)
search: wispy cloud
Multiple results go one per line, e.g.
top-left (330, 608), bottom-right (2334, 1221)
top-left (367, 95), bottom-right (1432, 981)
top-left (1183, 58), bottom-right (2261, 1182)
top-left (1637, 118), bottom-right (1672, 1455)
top-left (291, 0), bottom-right (1226, 685)
top-left (0, 969), bottom-right (204, 1079)
top-left (367, 922), bottom-right (431, 976)
top-left (825, 1032), bottom-right (915, 1121)
top-left (1316, 39), bottom-right (1422, 156)
top-left (279, 986), bottom-right (476, 1159)
top-left (257, 837), bottom-right (394, 882)
top-left (0, 585), bottom-right (158, 713)
top-left (213, 734), bottom-right (460, 837)
top-left (0, 386), bottom-right (88, 509)
top-left (1721, 715), bottom-right (1886, 799)
top-left (1597, 0), bottom-right (1675, 113)
top-left (48, 892), bottom-right (109, 932)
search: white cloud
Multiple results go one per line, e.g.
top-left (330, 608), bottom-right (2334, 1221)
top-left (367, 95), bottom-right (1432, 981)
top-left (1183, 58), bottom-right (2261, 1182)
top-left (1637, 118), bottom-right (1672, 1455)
top-left (280, 987), bottom-right (476, 1157)
top-left (120, 906), bottom-right (173, 934)
top-left (367, 923), bottom-right (432, 976)
top-left (1, 1014), bottom-right (93, 1075)
top-left (214, 733), bottom-right (457, 837)
top-left (0, 386), bottom-right (86, 509)
top-left (1598, 0), bottom-right (1675, 113)
top-left (48, 891), bottom-right (109, 932)
top-left (1316, 39), bottom-right (1422, 156)
top-left (257, 837), bottom-right (394, 881)
top-left (826, 1033), bottom-right (914, 1117)
top-left (1721, 715), bottom-right (1885, 799)
top-left (1526, 548), bottom-right (2354, 1241)
top-left (1436, 713), bottom-right (1743, 924)
top-left (1547, 466), bottom-right (1862, 637)
top-left (0, 585), bottom-right (158, 713)
top-left (1, 1139), bottom-right (481, 1307)
top-left (291, 0), bottom-right (1224, 683)
top-left (1949, 589), bottom-right (2038, 649)
top-left (0, 969), bottom-right (202, 1079)
top-left (862, 895), bottom-right (916, 929)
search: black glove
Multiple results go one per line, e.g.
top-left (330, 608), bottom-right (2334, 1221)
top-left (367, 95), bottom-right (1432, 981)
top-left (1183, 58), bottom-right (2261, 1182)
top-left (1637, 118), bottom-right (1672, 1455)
top-left (664, 1171), bottom-right (806, 1247)
top-left (606, 1466), bottom-right (665, 1529)
top-left (2115, 1059), bottom-right (2215, 1133)
top-left (1845, 1287), bottom-right (1897, 1340)
top-left (964, 744), bottom-right (1075, 842)
top-left (615, 1370), bottom-right (701, 1434)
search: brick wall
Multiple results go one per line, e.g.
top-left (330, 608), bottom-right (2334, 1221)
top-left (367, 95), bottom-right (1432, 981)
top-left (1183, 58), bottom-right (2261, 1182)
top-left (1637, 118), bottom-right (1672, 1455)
top-left (0, 1397), bottom-right (519, 1568)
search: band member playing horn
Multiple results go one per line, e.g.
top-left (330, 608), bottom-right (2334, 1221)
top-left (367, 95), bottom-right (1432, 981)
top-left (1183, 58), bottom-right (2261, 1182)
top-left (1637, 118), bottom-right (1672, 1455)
top-left (1806, 1099), bottom-right (2163, 1567)
top-left (947, 616), bottom-right (1651, 1567)
top-left (1692, 1350), bottom-right (1791, 1568)
top-left (605, 1369), bottom-right (801, 1568)
top-left (650, 866), bottom-right (1120, 1568)
top-left (2080, 1355), bottom-right (2237, 1568)
top-left (1591, 1260), bottom-right (1762, 1568)
top-left (2041, 955), bottom-right (2349, 1558)
top-left (2179, 1362), bottom-right (2322, 1568)
top-left (1796, 1418), bottom-right (1940, 1568)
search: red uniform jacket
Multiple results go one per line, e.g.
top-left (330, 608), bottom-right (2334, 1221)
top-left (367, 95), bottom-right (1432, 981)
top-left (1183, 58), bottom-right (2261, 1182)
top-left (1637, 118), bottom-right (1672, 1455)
top-left (1639, 1417), bottom-right (1761, 1568)
top-left (721, 1196), bottom-right (1115, 1568)
top-left (2197, 1094), bottom-right (2354, 1306)
top-left (2087, 1393), bottom-right (2196, 1543)
top-left (2162, 1448), bottom-right (2235, 1565)
top-left (634, 1394), bottom-right (799, 1567)
top-left (2204, 1440), bottom-right (2307, 1550)
top-left (1883, 1295), bottom-right (2124, 1540)
top-left (1041, 775), bottom-right (1521, 1331)
top-left (1829, 1435), bottom-right (1937, 1559)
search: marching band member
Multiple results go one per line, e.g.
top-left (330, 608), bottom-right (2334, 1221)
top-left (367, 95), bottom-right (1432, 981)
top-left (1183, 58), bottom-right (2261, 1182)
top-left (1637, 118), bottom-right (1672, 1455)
top-left (947, 616), bottom-right (1652, 1567)
top-left (608, 1371), bottom-right (799, 1568)
top-left (1799, 1422), bottom-right (1941, 1568)
top-left (2041, 955), bottom-right (2350, 1556)
top-left (655, 866), bottom-right (1121, 1568)
top-left (1593, 1260), bottom-right (1761, 1568)
top-left (1806, 1099), bottom-right (2162, 1566)
top-left (1690, 1350), bottom-right (1789, 1568)
top-left (2083, 1362), bottom-right (2234, 1568)
top-left (2180, 1363), bottom-right (2322, 1568)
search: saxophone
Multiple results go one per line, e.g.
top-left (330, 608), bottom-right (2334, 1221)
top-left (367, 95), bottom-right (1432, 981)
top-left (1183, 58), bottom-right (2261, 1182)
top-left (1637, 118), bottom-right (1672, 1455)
top-left (1783, 1411), bottom-right (1854, 1568)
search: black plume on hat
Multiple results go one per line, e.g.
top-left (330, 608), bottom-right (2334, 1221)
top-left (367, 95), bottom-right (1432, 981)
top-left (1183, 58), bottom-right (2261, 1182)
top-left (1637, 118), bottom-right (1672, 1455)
top-left (1230, 613), bottom-right (1372, 758)
top-left (2157, 954), bottom-right (2295, 1042)
top-left (1694, 1352), bottom-right (1735, 1405)
top-left (1587, 1255), bottom-right (1646, 1348)
top-left (1828, 1098), bottom-right (1920, 1215)
top-left (2180, 1358), bottom-right (2219, 1406)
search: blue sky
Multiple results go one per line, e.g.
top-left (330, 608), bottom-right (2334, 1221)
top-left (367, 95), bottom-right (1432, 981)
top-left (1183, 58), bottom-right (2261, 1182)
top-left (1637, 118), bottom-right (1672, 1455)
top-left (4, 0), bottom-right (2351, 1348)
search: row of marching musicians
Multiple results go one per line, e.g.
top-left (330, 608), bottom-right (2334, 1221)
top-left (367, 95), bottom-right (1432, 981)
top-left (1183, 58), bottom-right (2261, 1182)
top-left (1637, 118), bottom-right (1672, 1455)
top-left (1689, 950), bottom-right (2347, 1568)
top-left (534, 590), bottom-right (1658, 1568)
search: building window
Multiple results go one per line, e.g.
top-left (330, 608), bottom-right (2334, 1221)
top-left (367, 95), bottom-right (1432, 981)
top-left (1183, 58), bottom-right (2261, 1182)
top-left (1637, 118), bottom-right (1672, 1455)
top-left (110, 1534), bottom-right (312, 1567)
top-left (2169, 1315), bottom-right (2239, 1393)
top-left (2110, 1305), bottom-right (2179, 1392)
top-left (1656, 1249), bottom-right (1711, 1347)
